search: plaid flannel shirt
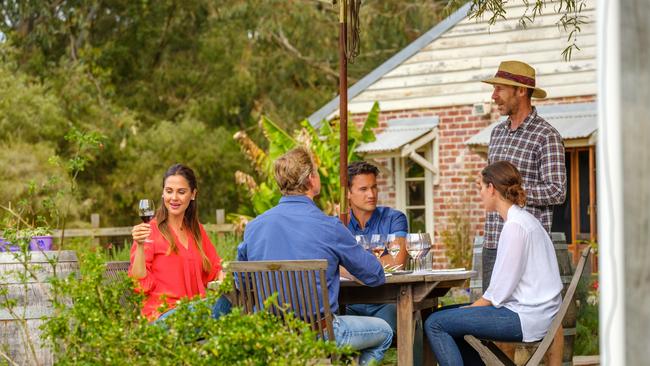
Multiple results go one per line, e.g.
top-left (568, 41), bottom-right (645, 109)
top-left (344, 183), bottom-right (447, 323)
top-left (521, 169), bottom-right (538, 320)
top-left (484, 107), bottom-right (567, 249)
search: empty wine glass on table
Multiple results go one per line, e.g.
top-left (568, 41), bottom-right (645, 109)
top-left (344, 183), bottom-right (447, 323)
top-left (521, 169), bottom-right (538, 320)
top-left (417, 233), bottom-right (433, 271)
top-left (138, 199), bottom-right (155, 242)
top-left (407, 233), bottom-right (428, 272)
top-left (386, 234), bottom-right (401, 260)
top-left (355, 235), bottom-right (371, 252)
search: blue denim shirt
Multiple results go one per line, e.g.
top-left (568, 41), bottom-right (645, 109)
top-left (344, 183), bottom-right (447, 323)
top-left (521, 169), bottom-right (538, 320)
top-left (237, 195), bottom-right (385, 313)
top-left (348, 206), bottom-right (408, 237)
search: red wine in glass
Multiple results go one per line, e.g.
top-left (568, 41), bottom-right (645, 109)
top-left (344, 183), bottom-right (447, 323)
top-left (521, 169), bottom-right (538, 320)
top-left (138, 199), bottom-right (155, 223)
top-left (140, 214), bottom-right (154, 223)
top-left (138, 199), bottom-right (155, 242)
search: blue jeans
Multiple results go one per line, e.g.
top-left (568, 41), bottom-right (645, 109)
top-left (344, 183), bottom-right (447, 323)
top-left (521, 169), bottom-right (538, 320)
top-left (424, 305), bottom-right (523, 366)
top-left (329, 315), bottom-right (393, 365)
top-left (155, 295), bottom-right (232, 323)
top-left (346, 303), bottom-right (425, 366)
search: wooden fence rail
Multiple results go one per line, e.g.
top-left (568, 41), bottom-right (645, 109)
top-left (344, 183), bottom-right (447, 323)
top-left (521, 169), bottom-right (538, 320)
top-left (50, 209), bottom-right (235, 244)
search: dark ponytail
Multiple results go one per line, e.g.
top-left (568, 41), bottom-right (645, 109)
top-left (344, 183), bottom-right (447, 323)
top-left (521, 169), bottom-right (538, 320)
top-left (481, 161), bottom-right (526, 207)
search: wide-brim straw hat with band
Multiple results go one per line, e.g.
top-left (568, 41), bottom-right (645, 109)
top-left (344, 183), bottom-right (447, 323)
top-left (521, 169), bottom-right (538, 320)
top-left (482, 61), bottom-right (547, 99)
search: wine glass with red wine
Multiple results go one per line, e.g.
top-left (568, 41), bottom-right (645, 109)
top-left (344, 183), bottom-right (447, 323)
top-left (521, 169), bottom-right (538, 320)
top-left (138, 199), bottom-right (155, 242)
top-left (138, 199), bottom-right (156, 223)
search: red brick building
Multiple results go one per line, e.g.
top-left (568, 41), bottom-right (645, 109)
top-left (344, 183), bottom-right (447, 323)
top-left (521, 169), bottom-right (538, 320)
top-left (308, 1), bottom-right (597, 267)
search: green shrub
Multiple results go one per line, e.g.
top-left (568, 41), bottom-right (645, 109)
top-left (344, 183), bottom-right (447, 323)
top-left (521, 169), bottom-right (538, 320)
top-left (574, 274), bottom-right (599, 355)
top-left (42, 250), bottom-right (354, 365)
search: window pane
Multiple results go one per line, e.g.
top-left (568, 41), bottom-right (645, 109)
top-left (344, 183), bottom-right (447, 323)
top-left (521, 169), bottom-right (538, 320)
top-left (407, 208), bottom-right (426, 233)
top-left (406, 158), bottom-right (425, 178)
top-left (407, 181), bottom-right (425, 206)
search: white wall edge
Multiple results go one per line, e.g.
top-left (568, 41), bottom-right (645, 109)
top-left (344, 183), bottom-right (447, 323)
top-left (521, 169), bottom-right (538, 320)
top-left (597, 0), bottom-right (625, 364)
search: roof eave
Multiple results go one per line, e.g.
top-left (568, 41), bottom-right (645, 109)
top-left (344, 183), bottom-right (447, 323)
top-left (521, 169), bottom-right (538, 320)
top-left (306, 2), bottom-right (472, 128)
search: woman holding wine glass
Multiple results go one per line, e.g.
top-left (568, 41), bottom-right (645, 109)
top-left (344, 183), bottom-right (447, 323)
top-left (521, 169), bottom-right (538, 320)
top-left (130, 164), bottom-right (231, 322)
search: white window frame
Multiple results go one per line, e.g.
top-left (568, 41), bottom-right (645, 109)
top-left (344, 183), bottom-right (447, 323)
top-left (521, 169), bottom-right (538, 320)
top-left (395, 140), bottom-right (436, 235)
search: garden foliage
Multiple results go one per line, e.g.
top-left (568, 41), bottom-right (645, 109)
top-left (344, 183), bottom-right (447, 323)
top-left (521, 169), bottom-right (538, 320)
top-left (41, 251), bottom-right (354, 365)
top-left (233, 103), bottom-right (379, 221)
top-left (0, 1), bottom-right (448, 228)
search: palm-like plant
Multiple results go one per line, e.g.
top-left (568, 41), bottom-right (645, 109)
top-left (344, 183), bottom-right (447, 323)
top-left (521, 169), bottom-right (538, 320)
top-left (233, 102), bottom-right (379, 228)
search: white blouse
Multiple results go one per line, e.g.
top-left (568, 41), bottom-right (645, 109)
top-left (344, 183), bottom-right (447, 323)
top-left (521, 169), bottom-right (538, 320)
top-left (483, 205), bottom-right (563, 342)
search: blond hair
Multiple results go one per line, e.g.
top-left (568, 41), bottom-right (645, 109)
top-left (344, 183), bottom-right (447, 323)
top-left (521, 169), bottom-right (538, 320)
top-left (274, 147), bottom-right (315, 195)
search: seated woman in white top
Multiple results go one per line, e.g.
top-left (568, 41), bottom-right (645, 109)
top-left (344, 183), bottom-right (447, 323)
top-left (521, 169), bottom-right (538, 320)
top-left (424, 160), bottom-right (563, 366)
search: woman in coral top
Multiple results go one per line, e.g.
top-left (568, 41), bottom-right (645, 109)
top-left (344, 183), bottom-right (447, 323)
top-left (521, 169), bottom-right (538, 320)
top-left (130, 164), bottom-right (231, 321)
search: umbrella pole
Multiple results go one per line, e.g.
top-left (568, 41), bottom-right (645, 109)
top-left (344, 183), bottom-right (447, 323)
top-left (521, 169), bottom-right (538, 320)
top-left (338, 0), bottom-right (349, 226)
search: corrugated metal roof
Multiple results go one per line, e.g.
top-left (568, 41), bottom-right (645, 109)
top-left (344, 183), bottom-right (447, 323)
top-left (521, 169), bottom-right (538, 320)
top-left (356, 117), bottom-right (439, 154)
top-left (465, 103), bottom-right (597, 146)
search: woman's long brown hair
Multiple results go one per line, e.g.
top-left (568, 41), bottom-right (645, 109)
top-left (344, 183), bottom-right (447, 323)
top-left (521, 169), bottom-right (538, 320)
top-left (155, 164), bottom-right (211, 272)
top-left (481, 160), bottom-right (527, 207)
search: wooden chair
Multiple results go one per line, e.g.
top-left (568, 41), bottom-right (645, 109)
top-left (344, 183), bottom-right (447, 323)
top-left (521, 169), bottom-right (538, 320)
top-left (464, 246), bottom-right (592, 366)
top-left (103, 261), bottom-right (133, 308)
top-left (226, 260), bottom-right (335, 341)
top-left (104, 261), bottom-right (131, 283)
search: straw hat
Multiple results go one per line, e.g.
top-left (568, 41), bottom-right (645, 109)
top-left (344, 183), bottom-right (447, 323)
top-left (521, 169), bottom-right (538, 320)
top-left (482, 61), bottom-right (547, 99)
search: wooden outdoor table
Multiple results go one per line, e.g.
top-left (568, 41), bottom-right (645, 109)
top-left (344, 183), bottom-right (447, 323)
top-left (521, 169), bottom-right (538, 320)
top-left (339, 270), bottom-right (475, 366)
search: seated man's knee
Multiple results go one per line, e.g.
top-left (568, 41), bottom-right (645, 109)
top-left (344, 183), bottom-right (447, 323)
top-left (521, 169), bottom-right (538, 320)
top-left (211, 295), bottom-right (232, 319)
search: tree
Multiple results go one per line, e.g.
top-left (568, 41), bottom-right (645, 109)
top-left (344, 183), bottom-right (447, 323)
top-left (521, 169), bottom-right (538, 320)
top-left (0, 1), bottom-right (453, 227)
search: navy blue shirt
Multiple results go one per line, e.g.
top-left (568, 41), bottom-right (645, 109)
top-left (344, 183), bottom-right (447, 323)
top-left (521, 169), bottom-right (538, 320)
top-left (237, 195), bottom-right (385, 313)
top-left (348, 206), bottom-right (408, 237)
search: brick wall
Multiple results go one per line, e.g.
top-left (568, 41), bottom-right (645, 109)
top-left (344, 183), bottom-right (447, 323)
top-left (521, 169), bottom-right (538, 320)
top-left (350, 94), bottom-right (597, 268)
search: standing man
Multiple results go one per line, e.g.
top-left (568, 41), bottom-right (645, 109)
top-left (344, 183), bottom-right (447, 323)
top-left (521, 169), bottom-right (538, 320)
top-left (345, 161), bottom-right (424, 366)
top-left (237, 147), bottom-right (393, 365)
top-left (482, 60), bottom-right (567, 365)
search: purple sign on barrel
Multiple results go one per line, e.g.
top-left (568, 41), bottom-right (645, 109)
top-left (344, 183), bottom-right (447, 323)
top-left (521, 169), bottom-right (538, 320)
top-left (30, 236), bottom-right (53, 251)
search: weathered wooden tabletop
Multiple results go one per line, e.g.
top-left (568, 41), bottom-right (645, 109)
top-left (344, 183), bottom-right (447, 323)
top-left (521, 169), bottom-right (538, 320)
top-left (339, 270), bottom-right (476, 366)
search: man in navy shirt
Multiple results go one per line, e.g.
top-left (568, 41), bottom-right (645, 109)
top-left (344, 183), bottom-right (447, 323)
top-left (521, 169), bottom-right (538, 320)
top-left (237, 147), bottom-right (393, 365)
top-left (345, 161), bottom-right (423, 365)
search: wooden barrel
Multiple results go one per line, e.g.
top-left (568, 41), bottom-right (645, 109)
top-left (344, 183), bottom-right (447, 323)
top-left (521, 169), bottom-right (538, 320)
top-left (0, 250), bottom-right (78, 366)
top-left (469, 236), bottom-right (484, 302)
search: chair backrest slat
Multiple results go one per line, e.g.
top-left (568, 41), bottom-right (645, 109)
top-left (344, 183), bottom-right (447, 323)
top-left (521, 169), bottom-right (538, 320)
top-left (526, 246), bottom-right (592, 365)
top-left (300, 271), bottom-right (311, 322)
top-left (294, 271), bottom-right (309, 321)
top-left (226, 260), bottom-right (334, 340)
top-left (277, 271), bottom-right (288, 309)
top-left (319, 269), bottom-right (335, 341)
top-left (309, 270), bottom-right (323, 335)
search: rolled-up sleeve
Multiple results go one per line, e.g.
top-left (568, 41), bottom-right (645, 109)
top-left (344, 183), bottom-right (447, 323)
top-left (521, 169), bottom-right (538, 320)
top-left (483, 222), bottom-right (527, 306)
top-left (335, 226), bottom-right (385, 287)
top-left (390, 210), bottom-right (408, 237)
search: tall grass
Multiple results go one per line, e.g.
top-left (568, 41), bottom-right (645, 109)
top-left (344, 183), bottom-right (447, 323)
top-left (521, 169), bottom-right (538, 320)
top-left (208, 232), bottom-right (241, 262)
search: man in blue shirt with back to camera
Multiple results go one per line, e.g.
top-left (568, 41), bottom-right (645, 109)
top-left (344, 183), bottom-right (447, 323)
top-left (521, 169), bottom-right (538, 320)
top-left (237, 147), bottom-right (393, 365)
top-left (345, 161), bottom-right (424, 365)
